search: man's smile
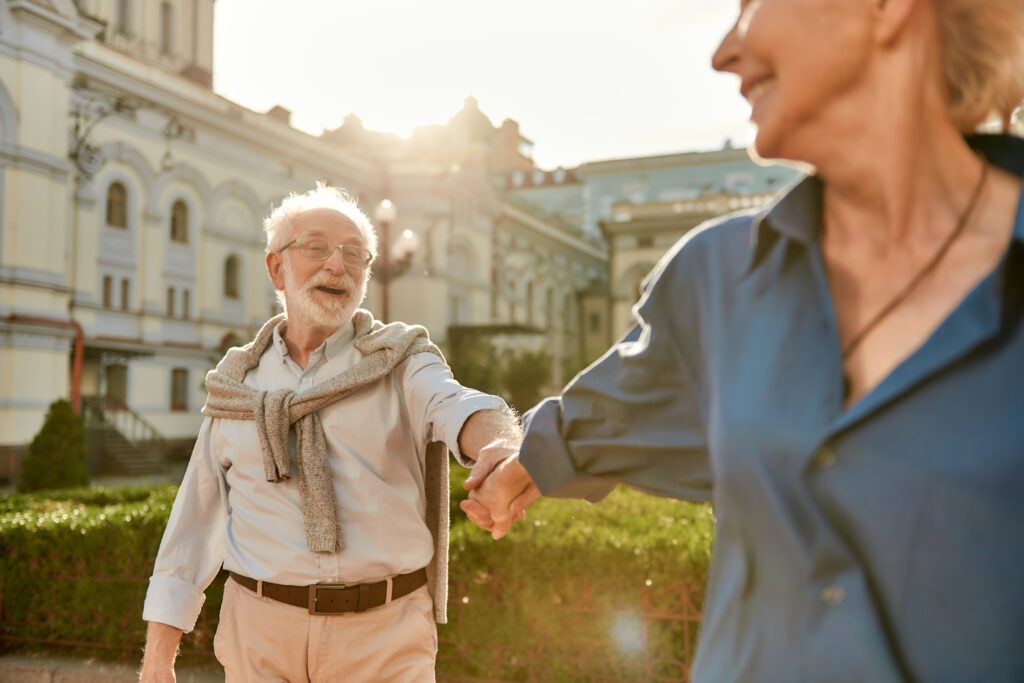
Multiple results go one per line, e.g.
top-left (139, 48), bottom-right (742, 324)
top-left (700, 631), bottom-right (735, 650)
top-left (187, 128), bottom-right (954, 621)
top-left (315, 285), bottom-right (346, 296)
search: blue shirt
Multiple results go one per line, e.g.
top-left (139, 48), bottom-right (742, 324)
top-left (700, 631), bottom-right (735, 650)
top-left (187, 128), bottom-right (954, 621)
top-left (520, 134), bottom-right (1024, 682)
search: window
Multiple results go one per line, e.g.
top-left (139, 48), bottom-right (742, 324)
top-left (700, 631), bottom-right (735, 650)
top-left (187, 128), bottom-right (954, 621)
top-left (170, 368), bottom-right (188, 411)
top-left (182, 289), bottom-right (190, 319)
top-left (120, 278), bottom-right (130, 311)
top-left (588, 312), bottom-right (602, 334)
top-left (106, 182), bottom-right (127, 228)
top-left (170, 199), bottom-right (189, 243)
top-left (159, 2), bottom-right (174, 55)
top-left (115, 0), bottom-right (132, 36)
top-left (102, 276), bottom-right (113, 308)
top-left (105, 363), bottom-right (127, 409)
top-left (166, 286), bottom-right (175, 316)
top-left (224, 255), bottom-right (240, 299)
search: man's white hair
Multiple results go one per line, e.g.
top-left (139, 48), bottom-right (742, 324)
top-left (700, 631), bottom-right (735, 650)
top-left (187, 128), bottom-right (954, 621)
top-left (263, 182), bottom-right (377, 256)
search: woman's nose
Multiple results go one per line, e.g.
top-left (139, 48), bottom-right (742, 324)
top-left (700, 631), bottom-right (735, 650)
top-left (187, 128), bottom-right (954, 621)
top-left (712, 21), bottom-right (741, 74)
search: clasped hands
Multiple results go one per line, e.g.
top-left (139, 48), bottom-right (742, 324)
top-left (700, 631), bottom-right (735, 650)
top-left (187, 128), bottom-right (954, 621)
top-left (461, 439), bottom-right (540, 539)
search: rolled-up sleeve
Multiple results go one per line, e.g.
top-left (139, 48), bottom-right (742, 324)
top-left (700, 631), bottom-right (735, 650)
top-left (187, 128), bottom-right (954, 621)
top-left (142, 417), bottom-right (230, 632)
top-left (399, 352), bottom-right (510, 467)
top-left (520, 241), bottom-right (712, 504)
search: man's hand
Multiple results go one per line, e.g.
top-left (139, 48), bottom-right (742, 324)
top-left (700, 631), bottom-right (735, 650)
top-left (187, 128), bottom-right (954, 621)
top-left (461, 452), bottom-right (540, 539)
top-left (139, 621), bottom-right (182, 682)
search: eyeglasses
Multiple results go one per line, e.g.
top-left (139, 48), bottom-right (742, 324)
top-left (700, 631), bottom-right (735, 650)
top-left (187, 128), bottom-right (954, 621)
top-left (279, 234), bottom-right (374, 268)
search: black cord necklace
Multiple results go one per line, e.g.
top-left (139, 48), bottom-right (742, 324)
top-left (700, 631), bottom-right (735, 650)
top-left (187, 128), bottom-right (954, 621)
top-left (841, 158), bottom-right (990, 361)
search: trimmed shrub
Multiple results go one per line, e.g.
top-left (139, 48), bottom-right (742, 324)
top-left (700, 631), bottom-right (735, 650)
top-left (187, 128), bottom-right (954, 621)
top-left (17, 399), bottom-right (89, 493)
top-left (1, 475), bottom-right (713, 680)
top-left (0, 484), bottom-right (223, 660)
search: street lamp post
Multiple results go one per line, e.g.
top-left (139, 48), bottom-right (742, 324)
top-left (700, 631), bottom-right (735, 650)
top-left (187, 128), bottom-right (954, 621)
top-left (374, 199), bottom-right (397, 322)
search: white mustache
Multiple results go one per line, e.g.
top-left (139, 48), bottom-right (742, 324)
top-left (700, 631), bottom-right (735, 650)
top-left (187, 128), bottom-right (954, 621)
top-left (305, 273), bottom-right (353, 293)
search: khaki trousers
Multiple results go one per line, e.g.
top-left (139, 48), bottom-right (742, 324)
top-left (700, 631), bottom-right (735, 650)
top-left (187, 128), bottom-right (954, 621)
top-left (213, 576), bottom-right (437, 682)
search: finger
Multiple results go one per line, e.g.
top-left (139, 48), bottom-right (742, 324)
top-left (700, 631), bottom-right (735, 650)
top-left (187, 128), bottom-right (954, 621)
top-left (460, 497), bottom-right (493, 523)
top-left (459, 499), bottom-right (495, 531)
top-left (491, 519), bottom-right (513, 540)
top-left (463, 454), bottom-right (503, 490)
top-left (510, 484), bottom-right (541, 516)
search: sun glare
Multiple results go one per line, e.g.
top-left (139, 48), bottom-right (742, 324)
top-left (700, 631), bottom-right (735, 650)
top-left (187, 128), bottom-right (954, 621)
top-left (213, 0), bottom-right (752, 168)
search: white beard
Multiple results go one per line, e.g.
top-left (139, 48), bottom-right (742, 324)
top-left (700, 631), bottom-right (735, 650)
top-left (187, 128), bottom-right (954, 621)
top-left (283, 268), bottom-right (365, 330)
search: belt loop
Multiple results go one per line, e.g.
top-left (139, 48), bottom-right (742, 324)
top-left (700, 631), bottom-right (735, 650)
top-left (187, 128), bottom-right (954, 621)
top-left (385, 576), bottom-right (394, 604)
top-left (357, 583), bottom-right (371, 613)
top-left (257, 579), bottom-right (263, 598)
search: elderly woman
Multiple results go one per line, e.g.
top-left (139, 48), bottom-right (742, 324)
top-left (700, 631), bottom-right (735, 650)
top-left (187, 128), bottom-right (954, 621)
top-left (463, 0), bottom-right (1024, 680)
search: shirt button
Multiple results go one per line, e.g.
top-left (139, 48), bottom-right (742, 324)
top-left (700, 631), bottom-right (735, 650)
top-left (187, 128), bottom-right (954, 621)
top-left (813, 446), bottom-right (837, 469)
top-left (820, 585), bottom-right (845, 607)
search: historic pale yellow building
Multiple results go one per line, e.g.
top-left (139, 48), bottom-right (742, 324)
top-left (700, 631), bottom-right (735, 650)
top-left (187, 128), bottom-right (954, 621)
top-left (0, 1), bottom-right (606, 477)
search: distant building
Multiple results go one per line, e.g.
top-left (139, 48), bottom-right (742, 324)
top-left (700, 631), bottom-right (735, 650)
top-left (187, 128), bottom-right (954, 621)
top-left (503, 146), bottom-right (801, 342)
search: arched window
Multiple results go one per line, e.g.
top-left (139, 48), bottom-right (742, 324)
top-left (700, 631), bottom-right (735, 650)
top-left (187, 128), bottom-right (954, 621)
top-left (224, 255), bottom-right (240, 299)
top-left (159, 2), bottom-right (174, 55)
top-left (170, 199), bottom-right (189, 243)
top-left (106, 182), bottom-right (127, 228)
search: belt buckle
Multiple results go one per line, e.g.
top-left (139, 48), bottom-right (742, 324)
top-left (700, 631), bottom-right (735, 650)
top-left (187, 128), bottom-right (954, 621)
top-left (308, 582), bottom-right (346, 615)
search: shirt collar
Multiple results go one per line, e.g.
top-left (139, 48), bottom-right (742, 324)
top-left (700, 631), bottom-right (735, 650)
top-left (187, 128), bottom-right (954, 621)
top-left (742, 133), bottom-right (1024, 274)
top-left (271, 318), bottom-right (357, 363)
top-left (968, 133), bottom-right (1024, 244)
top-left (742, 172), bottom-right (820, 275)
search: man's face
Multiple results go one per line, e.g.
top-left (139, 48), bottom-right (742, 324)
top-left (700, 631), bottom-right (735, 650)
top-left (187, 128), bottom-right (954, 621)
top-left (267, 207), bottom-right (371, 333)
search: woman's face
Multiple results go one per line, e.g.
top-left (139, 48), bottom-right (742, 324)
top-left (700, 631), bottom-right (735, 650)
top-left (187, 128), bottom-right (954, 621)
top-left (712, 0), bottom-right (877, 161)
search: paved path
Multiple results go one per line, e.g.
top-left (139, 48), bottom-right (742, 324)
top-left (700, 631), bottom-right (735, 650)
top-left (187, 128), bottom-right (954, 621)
top-left (0, 653), bottom-right (223, 682)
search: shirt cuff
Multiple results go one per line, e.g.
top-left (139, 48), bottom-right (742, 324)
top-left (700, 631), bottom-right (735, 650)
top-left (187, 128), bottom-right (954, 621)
top-left (142, 574), bottom-right (208, 633)
top-left (443, 396), bottom-right (511, 467)
top-left (520, 398), bottom-right (616, 503)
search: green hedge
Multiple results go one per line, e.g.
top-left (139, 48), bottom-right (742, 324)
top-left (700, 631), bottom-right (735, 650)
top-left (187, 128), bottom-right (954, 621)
top-left (0, 470), bottom-right (712, 680)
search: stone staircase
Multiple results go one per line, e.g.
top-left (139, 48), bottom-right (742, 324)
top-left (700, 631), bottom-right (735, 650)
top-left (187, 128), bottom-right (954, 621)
top-left (82, 396), bottom-right (167, 475)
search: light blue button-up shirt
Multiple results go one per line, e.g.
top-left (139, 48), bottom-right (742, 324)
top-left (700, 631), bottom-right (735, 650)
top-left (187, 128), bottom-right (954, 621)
top-left (520, 134), bottom-right (1024, 682)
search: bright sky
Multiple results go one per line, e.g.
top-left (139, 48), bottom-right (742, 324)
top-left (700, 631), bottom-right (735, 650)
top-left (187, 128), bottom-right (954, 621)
top-left (212, 0), bottom-right (753, 170)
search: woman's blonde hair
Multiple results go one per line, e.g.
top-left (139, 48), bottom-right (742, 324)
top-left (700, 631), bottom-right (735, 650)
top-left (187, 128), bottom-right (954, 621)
top-left (936, 0), bottom-right (1024, 132)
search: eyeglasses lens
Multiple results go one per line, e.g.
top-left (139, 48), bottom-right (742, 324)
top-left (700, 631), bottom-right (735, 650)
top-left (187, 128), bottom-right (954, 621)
top-left (298, 238), bottom-right (371, 267)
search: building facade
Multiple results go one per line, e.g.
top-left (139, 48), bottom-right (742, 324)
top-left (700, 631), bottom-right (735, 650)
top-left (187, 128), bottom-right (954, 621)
top-left (0, 1), bottom-right (607, 476)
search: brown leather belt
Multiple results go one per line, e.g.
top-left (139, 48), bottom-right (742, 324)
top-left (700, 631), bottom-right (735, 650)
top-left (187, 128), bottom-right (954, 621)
top-left (229, 568), bottom-right (427, 615)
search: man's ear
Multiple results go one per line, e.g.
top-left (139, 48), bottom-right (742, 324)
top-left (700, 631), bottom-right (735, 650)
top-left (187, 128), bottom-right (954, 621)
top-left (266, 250), bottom-right (285, 291)
top-left (874, 0), bottom-right (919, 46)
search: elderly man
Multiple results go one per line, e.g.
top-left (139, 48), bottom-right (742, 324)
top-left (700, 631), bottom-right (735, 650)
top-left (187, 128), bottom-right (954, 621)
top-left (140, 184), bottom-right (518, 682)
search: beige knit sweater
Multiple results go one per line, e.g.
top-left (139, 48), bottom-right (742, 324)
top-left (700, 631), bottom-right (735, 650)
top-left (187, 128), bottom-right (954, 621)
top-left (202, 309), bottom-right (456, 622)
